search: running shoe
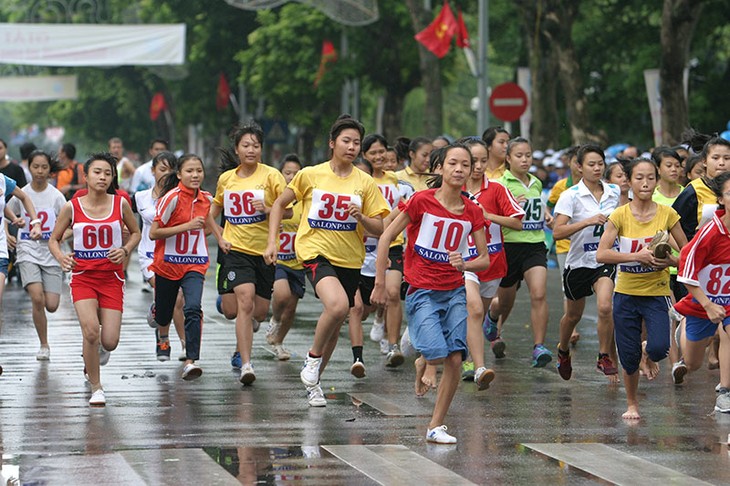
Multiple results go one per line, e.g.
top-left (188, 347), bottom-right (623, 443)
top-left (146, 303), bottom-right (157, 328)
top-left (306, 383), bottom-right (327, 407)
top-left (369, 317), bottom-right (385, 342)
top-left (265, 319), bottom-right (281, 345)
top-left (491, 337), bottom-right (506, 359)
top-left (556, 346), bottom-right (572, 380)
top-left (350, 359), bottom-right (366, 378)
top-left (301, 355), bottom-right (322, 386)
top-left (156, 335), bottom-right (171, 362)
top-left (461, 360), bottom-right (475, 381)
top-left (141, 280), bottom-right (153, 293)
top-left (89, 389), bottom-right (106, 407)
top-left (99, 345), bottom-right (111, 366)
top-left (178, 343), bottom-right (187, 362)
top-left (426, 425), bottom-right (457, 444)
top-left (715, 392), bottom-right (730, 413)
top-left (400, 327), bottom-right (416, 357)
top-left (239, 363), bottom-right (256, 385)
top-left (474, 367), bottom-right (496, 390)
top-left (482, 313), bottom-right (499, 342)
top-left (717, 383), bottom-right (724, 393)
top-left (379, 338), bottom-right (390, 355)
top-left (596, 354), bottom-right (618, 376)
top-left (385, 344), bottom-right (404, 368)
top-left (273, 344), bottom-right (291, 361)
top-left (182, 363), bottom-right (203, 381)
top-left (531, 344), bottom-right (552, 368)
top-left (230, 351), bottom-right (242, 369)
top-left (672, 360), bottom-right (688, 385)
top-left (36, 346), bottom-right (50, 361)
top-left (215, 295), bottom-right (224, 315)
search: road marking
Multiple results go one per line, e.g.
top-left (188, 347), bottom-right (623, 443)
top-left (120, 449), bottom-right (240, 485)
top-left (25, 453), bottom-right (146, 485)
top-left (324, 444), bottom-right (476, 485)
top-left (523, 443), bottom-right (714, 485)
top-left (349, 392), bottom-right (427, 416)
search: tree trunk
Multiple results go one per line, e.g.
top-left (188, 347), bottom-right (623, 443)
top-left (517, 0), bottom-right (560, 149)
top-left (543, 1), bottom-right (601, 145)
top-left (382, 92), bottom-right (406, 143)
top-left (660, 0), bottom-right (703, 145)
top-left (405, 0), bottom-right (443, 138)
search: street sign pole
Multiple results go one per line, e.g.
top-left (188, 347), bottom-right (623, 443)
top-left (477, 0), bottom-right (489, 136)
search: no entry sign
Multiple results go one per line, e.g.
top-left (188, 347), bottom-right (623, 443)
top-left (489, 82), bottom-right (528, 122)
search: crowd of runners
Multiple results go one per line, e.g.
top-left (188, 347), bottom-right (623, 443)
top-left (0, 117), bottom-right (729, 444)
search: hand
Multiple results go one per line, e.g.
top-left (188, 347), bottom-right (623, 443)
top-left (219, 239), bottom-right (232, 254)
top-left (187, 216), bottom-right (205, 231)
top-left (251, 199), bottom-right (268, 214)
top-left (263, 243), bottom-right (277, 265)
top-left (347, 203), bottom-right (363, 222)
top-left (107, 247), bottom-right (127, 264)
top-left (11, 217), bottom-right (25, 227)
top-left (588, 213), bottom-right (608, 226)
top-left (544, 212), bottom-right (554, 228)
top-left (370, 282), bottom-right (387, 307)
top-left (634, 247), bottom-right (657, 267)
top-left (703, 300), bottom-right (727, 324)
top-left (7, 235), bottom-right (16, 251)
top-left (515, 195), bottom-right (527, 205)
top-left (29, 224), bottom-right (42, 240)
top-left (652, 255), bottom-right (673, 270)
top-left (61, 253), bottom-right (77, 272)
top-left (448, 251), bottom-right (465, 272)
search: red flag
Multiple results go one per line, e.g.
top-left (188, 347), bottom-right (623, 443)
top-left (456, 9), bottom-right (470, 48)
top-left (149, 92), bottom-right (166, 121)
top-left (216, 73), bottom-right (231, 111)
top-left (414, 2), bottom-right (458, 58)
top-left (314, 40), bottom-right (338, 88)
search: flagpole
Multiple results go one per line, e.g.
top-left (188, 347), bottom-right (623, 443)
top-left (477, 0), bottom-right (489, 135)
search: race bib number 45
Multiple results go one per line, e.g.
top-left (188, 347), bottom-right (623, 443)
top-left (307, 189), bottom-right (361, 231)
top-left (224, 189), bottom-right (265, 225)
top-left (521, 198), bottom-right (544, 231)
top-left (414, 213), bottom-right (471, 263)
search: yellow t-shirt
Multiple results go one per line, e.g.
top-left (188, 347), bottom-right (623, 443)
top-left (609, 203), bottom-right (680, 296)
top-left (373, 171), bottom-right (405, 247)
top-left (213, 163), bottom-right (287, 256)
top-left (484, 162), bottom-right (506, 181)
top-left (395, 165), bottom-right (429, 197)
top-left (547, 176), bottom-right (576, 254)
top-left (289, 161), bottom-right (390, 269)
top-left (277, 202), bottom-right (303, 270)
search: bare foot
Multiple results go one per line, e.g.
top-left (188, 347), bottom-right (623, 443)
top-left (639, 341), bottom-right (659, 380)
top-left (622, 405), bottom-right (641, 420)
top-left (607, 373), bottom-right (620, 385)
top-left (570, 332), bottom-right (580, 346)
top-left (414, 357), bottom-right (430, 397)
top-left (423, 364), bottom-right (438, 391)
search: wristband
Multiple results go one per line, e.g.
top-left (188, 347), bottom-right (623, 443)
top-left (30, 218), bottom-right (42, 226)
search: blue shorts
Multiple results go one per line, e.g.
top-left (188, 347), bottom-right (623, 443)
top-left (613, 293), bottom-right (672, 374)
top-left (405, 286), bottom-right (468, 362)
top-left (274, 264), bottom-right (305, 299)
top-left (0, 257), bottom-right (8, 276)
top-left (685, 315), bottom-right (729, 342)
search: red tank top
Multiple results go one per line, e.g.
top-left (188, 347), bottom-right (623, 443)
top-left (71, 195), bottom-right (124, 272)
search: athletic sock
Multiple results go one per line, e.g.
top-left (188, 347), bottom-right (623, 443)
top-left (352, 346), bottom-right (363, 363)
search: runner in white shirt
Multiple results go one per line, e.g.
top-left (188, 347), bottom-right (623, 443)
top-left (131, 139), bottom-right (169, 194)
top-left (552, 145), bottom-right (621, 383)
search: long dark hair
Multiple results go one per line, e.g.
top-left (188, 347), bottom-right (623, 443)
top-left (159, 154), bottom-right (204, 197)
top-left (426, 143), bottom-right (473, 189)
top-left (84, 152), bottom-right (118, 195)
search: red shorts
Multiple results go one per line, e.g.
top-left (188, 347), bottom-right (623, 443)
top-left (70, 270), bottom-right (125, 311)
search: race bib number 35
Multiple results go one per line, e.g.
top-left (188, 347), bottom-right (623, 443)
top-left (307, 189), bottom-right (361, 231)
top-left (224, 189), bottom-right (265, 225)
top-left (414, 213), bottom-right (471, 263)
top-left (164, 230), bottom-right (208, 264)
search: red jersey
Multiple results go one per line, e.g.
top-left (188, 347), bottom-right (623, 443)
top-left (70, 194), bottom-right (124, 272)
top-left (401, 189), bottom-right (486, 291)
top-left (466, 180), bottom-right (525, 281)
top-left (149, 183), bottom-right (213, 280)
top-left (73, 188), bottom-right (133, 207)
top-left (675, 210), bottom-right (730, 318)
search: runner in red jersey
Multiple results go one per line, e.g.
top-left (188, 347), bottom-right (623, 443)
top-left (49, 153), bottom-right (141, 407)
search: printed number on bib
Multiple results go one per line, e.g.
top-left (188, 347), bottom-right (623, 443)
top-left (164, 230), bottom-right (208, 264)
top-left (224, 189), bottom-right (265, 224)
top-left (73, 222), bottom-right (122, 260)
top-left (617, 236), bottom-right (654, 274)
top-left (379, 184), bottom-right (399, 209)
top-left (278, 231), bottom-right (297, 261)
top-left (308, 189), bottom-right (361, 231)
top-left (414, 213), bottom-right (470, 263)
top-left (582, 224), bottom-right (605, 252)
top-left (521, 198), bottom-right (544, 230)
top-left (20, 209), bottom-right (55, 240)
top-left (699, 264), bottom-right (730, 305)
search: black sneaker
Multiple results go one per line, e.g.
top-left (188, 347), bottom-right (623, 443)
top-left (156, 331), bottom-right (171, 362)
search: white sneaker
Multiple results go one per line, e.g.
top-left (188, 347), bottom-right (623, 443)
top-left (98, 345), bottom-right (110, 366)
top-left (240, 362), bottom-right (256, 385)
top-left (89, 389), bottom-right (106, 406)
top-left (350, 360), bottom-right (366, 378)
top-left (426, 425), bottom-right (456, 444)
top-left (717, 383), bottom-right (724, 393)
top-left (400, 328), bottom-right (416, 357)
top-left (300, 355), bottom-right (322, 386)
top-left (379, 338), bottom-right (390, 355)
top-left (266, 319), bottom-right (281, 345)
top-left (385, 344), bottom-right (404, 368)
top-left (671, 360), bottom-right (688, 385)
top-left (181, 363), bottom-right (203, 381)
top-left (369, 318), bottom-right (385, 342)
top-left (36, 346), bottom-right (50, 361)
top-left (146, 303), bottom-right (157, 328)
top-left (272, 344), bottom-right (291, 361)
top-left (306, 383), bottom-right (327, 407)
top-left (474, 367), bottom-right (496, 390)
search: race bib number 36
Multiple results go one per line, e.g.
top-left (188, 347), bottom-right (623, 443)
top-left (307, 189), bottom-right (361, 231)
top-left (164, 229), bottom-right (208, 264)
top-left (414, 213), bottom-right (471, 263)
top-left (224, 189), bottom-right (265, 225)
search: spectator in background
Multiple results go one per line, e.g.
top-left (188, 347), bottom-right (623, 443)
top-left (55, 143), bottom-right (86, 200)
top-left (131, 138), bottom-right (170, 194)
top-left (0, 137), bottom-right (27, 190)
top-left (19, 142), bottom-right (36, 185)
top-left (109, 137), bottom-right (136, 194)
top-left (619, 146), bottom-right (639, 159)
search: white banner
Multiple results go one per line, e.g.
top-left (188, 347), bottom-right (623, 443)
top-left (644, 68), bottom-right (689, 147)
top-left (0, 75), bottom-right (77, 101)
top-left (0, 24), bottom-right (185, 66)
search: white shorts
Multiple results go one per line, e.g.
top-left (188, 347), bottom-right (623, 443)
top-left (139, 255), bottom-right (154, 281)
top-left (463, 271), bottom-right (500, 299)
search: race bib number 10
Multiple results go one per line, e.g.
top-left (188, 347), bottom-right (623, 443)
top-left (414, 213), bottom-right (471, 263)
top-left (308, 189), bottom-right (361, 231)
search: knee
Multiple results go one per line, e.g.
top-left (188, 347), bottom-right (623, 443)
top-left (597, 302), bottom-right (613, 319)
top-left (46, 301), bottom-right (59, 313)
top-left (330, 300), bottom-right (350, 321)
top-left (81, 324), bottom-right (100, 344)
top-left (646, 340), bottom-right (669, 363)
top-left (235, 296), bottom-right (254, 316)
top-left (184, 302), bottom-right (202, 318)
top-left (386, 286), bottom-right (400, 304)
top-left (562, 311), bottom-right (581, 326)
top-left (102, 336), bottom-right (119, 351)
top-left (531, 289), bottom-right (547, 303)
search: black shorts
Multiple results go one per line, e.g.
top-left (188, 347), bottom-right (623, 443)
top-left (275, 264), bottom-right (306, 299)
top-left (669, 274), bottom-right (688, 302)
top-left (302, 255), bottom-right (360, 308)
top-left (217, 250), bottom-right (275, 300)
top-left (388, 245), bottom-right (404, 273)
top-left (563, 265), bottom-right (616, 301)
top-left (500, 242), bottom-right (548, 288)
top-left (359, 275), bottom-right (375, 307)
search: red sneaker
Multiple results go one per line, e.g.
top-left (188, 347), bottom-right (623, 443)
top-left (557, 346), bottom-right (572, 380)
top-left (596, 354), bottom-right (618, 376)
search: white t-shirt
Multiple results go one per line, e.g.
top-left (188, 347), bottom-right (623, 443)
top-left (554, 179), bottom-right (621, 270)
top-left (134, 188), bottom-right (157, 263)
top-left (131, 160), bottom-right (155, 194)
top-left (7, 184), bottom-right (66, 267)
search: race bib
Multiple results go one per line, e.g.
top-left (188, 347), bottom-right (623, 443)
top-left (277, 231), bottom-right (297, 261)
top-left (617, 235), bottom-right (654, 274)
top-left (521, 197), bottom-right (544, 231)
top-left (697, 264), bottom-right (730, 305)
top-left (414, 213), bottom-right (471, 263)
top-left (163, 229), bottom-right (208, 264)
top-left (378, 183), bottom-right (400, 209)
top-left (73, 222), bottom-right (123, 260)
top-left (364, 236), bottom-right (378, 255)
top-left (224, 189), bottom-right (266, 225)
top-left (307, 189), bottom-right (361, 231)
top-left (19, 208), bottom-right (55, 240)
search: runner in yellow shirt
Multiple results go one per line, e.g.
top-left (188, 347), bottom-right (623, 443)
top-left (395, 137), bottom-right (432, 200)
top-left (481, 126), bottom-right (510, 180)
